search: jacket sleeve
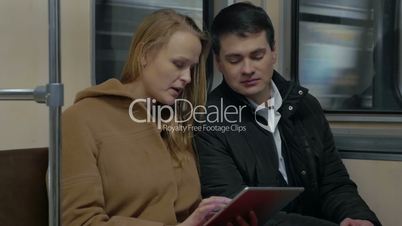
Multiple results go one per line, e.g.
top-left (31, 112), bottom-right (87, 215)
top-left (308, 97), bottom-right (381, 226)
top-left (194, 130), bottom-right (246, 198)
top-left (61, 112), bottom-right (167, 226)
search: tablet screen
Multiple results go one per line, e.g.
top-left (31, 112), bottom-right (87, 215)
top-left (204, 187), bottom-right (304, 226)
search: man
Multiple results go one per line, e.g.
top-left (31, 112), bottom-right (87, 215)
top-left (194, 2), bottom-right (380, 226)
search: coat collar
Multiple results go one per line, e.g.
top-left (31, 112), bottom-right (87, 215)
top-left (272, 71), bottom-right (309, 119)
top-left (218, 70), bottom-right (309, 119)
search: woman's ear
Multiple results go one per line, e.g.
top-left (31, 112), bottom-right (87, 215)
top-left (139, 42), bottom-right (148, 68)
top-left (141, 54), bottom-right (147, 68)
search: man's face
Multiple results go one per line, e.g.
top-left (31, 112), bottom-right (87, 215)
top-left (216, 31), bottom-right (277, 104)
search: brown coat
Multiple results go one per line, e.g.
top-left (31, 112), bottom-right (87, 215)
top-left (62, 79), bottom-right (200, 226)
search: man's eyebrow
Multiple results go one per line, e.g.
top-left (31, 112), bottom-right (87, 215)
top-left (224, 48), bottom-right (267, 58)
top-left (250, 48), bottom-right (266, 54)
top-left (224, 53), bottom-right (242, 58)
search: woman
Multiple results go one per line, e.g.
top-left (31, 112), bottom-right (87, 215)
top-left (62, 9), bottom-right (255, 226)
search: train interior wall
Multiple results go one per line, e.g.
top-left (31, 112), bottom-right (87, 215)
top-left (0, 0), bottom-right (400, 225)
top-left (0, 0), bottom-right (91, 150)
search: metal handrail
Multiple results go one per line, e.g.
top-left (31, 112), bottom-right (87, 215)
top-left (0, 89), bottom-right (35, 100)
top-left (0, 87), bottom-right (47, 102)
top-left (0, 0), bottom-right (62, 226)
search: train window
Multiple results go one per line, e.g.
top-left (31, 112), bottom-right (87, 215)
top-left (295, 0), bottom-right (402, 160)
top-left (298, 0), bottom-right (402, 112)
top-left (399, 0), bottom-right (402, 97)
top-left (93, 0), bottom-right (207, 84)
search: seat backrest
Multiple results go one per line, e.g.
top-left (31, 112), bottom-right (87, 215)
top-left (0, 147), bottom-right (49, 226)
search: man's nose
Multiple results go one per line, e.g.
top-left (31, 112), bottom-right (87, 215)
top-left (241, 59), bottom-right (255, 75)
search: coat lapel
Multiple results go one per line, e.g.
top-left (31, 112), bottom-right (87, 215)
top-left (243, 119), bottom-right (278, 186)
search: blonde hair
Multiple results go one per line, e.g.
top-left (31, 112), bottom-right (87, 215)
top-left (121, 9), bottom-right (209, 162)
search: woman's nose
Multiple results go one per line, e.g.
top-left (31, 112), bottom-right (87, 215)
top-left (180, 68), bottom-right (192, 85)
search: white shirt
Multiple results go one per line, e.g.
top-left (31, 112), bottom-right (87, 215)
top-left (247, 81), bottom-right (288, 183)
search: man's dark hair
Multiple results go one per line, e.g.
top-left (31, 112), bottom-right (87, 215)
top-left (211, 2), bottom-right (275, 55)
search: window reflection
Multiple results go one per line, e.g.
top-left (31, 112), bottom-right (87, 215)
top-left (299, 22), bottom-right (374, 109)
top-left (298, 0), bottom-right (402, 111)
top-left (399, 0), bottom-right (402, 98)
top-left (94, 0), bottom-right (203, 84)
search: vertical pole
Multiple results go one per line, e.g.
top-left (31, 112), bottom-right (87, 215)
top-left (290, 0), bottom-right (299, 83)
top-left (48, 0), bottom-right (62, 226)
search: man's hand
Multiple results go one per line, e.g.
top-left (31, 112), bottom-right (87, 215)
top-left (340, 218), bottom-right (374, 226)
top-left (226, 211), bottom-right (258, 226)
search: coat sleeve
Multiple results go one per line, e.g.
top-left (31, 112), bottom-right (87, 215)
top-left (61, 111), bottom-right (168, 226)
top-left (194, 130), bottom-right (246, 198)
top-left (307, 96), bottom-right (381, 226)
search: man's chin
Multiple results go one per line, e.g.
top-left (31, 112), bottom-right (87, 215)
top-left (237, 86), bottom-right (264, 97)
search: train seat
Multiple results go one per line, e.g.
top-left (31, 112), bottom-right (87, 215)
top-left (0, 147), bottom-right (48, 226)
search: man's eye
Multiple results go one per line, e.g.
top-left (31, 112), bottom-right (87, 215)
top-left (251, 53), bottom-right (264, 60)
top-left (228, 58), bottom-right (241, 64)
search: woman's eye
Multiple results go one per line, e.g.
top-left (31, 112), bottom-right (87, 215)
top-left (173, 61), bottom-right (185, 69)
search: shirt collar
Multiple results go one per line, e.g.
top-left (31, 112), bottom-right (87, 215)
top-left (247, 81), bottom-right (283, 111)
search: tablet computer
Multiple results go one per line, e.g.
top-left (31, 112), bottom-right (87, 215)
top-left (204, 187), bottom-right (304, 226)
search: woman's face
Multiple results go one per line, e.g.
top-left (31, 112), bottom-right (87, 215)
top-left (141, 30), bottom-right (202, 105)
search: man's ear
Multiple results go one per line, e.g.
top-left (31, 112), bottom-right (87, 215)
top-left (271, 43), bottom-right (277, 63)
top-left (214, 54), bottom-right (223, 72)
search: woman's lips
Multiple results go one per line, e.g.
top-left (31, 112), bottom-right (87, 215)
top-left (170, 87), bottom-right (182, 97)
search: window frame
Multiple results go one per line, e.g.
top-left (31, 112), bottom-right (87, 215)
top-left (291, 0), bottom-right (402, 161)
top-left (91, 0), bottom-right (213, 86)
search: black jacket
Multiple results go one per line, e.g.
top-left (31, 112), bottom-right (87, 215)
top-left (194, 71), bottom-right (381, 225)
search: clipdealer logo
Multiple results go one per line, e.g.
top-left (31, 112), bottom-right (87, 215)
top-left (128, 98), bottom-right (247, 133)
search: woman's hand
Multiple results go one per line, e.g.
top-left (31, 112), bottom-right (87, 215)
top-left (178, 196), bottom-right (231, 226)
